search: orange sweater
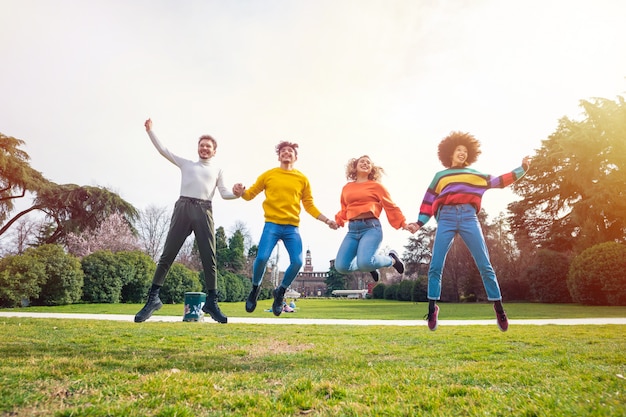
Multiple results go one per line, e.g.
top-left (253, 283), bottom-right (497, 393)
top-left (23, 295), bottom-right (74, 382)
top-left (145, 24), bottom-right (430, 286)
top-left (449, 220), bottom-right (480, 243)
top-left (335, 180), bottom-right (406, 229)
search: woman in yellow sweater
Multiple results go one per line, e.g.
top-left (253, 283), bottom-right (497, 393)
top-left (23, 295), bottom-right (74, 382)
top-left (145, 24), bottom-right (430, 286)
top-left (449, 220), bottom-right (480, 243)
top-left (334, 155), bottom-right (408, 282)
top-left (234, 141), bottom-right (338, 316)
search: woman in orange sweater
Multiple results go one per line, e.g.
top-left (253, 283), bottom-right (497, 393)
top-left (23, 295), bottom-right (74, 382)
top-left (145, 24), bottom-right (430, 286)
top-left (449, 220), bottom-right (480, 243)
top-left (334, 155), bottom-right (408, 281)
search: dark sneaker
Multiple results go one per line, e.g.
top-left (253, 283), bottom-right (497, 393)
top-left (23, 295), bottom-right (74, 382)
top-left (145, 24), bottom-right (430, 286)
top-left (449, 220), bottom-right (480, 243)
top-left (272, 286), bottom-right (286, 316)
top-left (389, 250), bottom-right (405, 274)
top-left (424, 304), bottom-right (439, 331)
top-left (494, 305), bottom-right (508, 332)
top-left (203, 292), bottom-right (228, 324)
top-left (134, 295), bottom-right (163, 323)
top-left (245, 285), bottom-right (261, 313)
top-left (370, 270), bottom-right (379, 282)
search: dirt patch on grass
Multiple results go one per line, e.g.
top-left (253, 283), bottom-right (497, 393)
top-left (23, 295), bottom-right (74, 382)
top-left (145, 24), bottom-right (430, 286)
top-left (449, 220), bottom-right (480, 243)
top-left (247, 339), bottom-right (315, 357)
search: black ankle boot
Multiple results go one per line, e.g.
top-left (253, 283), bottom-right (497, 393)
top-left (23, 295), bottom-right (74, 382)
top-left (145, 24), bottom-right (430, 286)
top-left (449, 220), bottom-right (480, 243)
top-left (134, 287), bottom-right (163, 323)
top-left (246, 285), bottom-right (261, 313)
top-left (202, 290), bottom-right (228, 324)
top-left (272, 286), bottom-right (286, 317)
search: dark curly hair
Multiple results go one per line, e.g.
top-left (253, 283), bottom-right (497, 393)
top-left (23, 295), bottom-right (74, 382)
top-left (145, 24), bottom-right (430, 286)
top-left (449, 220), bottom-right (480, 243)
top-left (437, 131), bottom-right (482, 168)
top-left (275, 141), bottom-right (299, 157)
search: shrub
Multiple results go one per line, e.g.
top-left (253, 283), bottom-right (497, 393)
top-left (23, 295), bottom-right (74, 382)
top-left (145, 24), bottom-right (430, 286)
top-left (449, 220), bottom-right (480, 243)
top-left (568, 242), bottom-right (626, 306)
top-left (81, 251), bottom-right (126, 303)
top-left (29, 244), bottom-right (84, 306)
top-left (525, 249), bottom-right (572, 303)
top-left (159, 263), bottom-right (202, 304)
top-left (411, 275), bottom-right (428, 302)
top-left (384, 283), bottom-right (399, 300)
top-left (396, 280), bottom-right (414, 302)
top-left (0, 253), bottom-right (46, 307)
top-left (216, 271), bottom-right (247, 302)
top-left (116, 251), bottom-right (156, 303)
top-left (371, 283), bottom-right (385, 299)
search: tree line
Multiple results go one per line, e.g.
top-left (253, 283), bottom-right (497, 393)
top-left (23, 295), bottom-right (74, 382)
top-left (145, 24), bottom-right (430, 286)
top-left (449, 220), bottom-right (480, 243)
top-left (1, 96), bottom-right (625, 306)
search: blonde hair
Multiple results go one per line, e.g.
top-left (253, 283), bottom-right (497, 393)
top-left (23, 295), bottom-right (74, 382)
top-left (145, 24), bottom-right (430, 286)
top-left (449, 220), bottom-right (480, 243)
top-left (345, 155), bottom-right (384, 181)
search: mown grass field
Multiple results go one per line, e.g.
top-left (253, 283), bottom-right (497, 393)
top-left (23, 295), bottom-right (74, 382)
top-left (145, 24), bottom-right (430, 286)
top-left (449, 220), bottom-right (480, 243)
top-left (1, 300), bottom-right (625, 416)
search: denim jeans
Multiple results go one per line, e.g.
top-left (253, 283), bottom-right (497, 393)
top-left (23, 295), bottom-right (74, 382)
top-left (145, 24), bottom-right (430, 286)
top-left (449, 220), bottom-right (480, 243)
top-left (252, 222), bottom-right (303, 288)
top-left (428, 204), bottom-right (502, 301)
top-left (334, 218), bottom-right (393, 274)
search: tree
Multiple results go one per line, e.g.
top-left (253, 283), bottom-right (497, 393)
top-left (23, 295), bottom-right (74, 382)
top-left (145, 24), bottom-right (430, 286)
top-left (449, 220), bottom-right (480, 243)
top-left (135, 205), bottom-right (170, 261)
top-left (325, 265), bottom-right (347, 296)
top-left (0, 217), bottom-right (41, 256)
top-left (0, 133), bottom-right (49, 224)
top-left (65, 212), bottom-right (140, 257)
top-left (403, 226), bottom-right (434, 276)
top-left (1, 183), bottom-right (138, 245)
top-left (227, 229), bottom-right (247, 273)
top-left (509, 96), bottom-right (626, 253)
top-left (524, 249), bottom-right (572, 303)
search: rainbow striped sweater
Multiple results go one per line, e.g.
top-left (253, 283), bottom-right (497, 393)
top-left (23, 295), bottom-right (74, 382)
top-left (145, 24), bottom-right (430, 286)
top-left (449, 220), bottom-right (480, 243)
top-left (416, 165), bottom-right (527, 226)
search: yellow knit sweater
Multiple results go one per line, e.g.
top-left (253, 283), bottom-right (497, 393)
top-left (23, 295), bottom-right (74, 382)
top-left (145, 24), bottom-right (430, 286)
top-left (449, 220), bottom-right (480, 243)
top-left (241, 167), bottom-right (322, 226)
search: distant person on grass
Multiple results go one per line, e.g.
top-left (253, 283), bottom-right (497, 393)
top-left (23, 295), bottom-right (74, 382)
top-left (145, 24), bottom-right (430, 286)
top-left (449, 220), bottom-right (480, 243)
top-left (134, 118), bottom-right (239, 324)
top-left (233, 141), bottom-right (338, 316)
top-left (334, 155), bottom-right (408, 282)
top-left (407, 132), bottom-right (531, 332)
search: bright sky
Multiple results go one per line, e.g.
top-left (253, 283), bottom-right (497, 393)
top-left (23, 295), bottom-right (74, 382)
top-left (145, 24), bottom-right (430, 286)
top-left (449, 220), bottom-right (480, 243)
top-left (1, 0), bottom-right (625, 271)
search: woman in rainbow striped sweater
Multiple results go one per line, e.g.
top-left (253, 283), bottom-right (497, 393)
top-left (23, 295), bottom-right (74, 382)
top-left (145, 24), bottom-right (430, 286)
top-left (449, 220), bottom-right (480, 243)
top-left (407, 132), bottom-right (531, 332)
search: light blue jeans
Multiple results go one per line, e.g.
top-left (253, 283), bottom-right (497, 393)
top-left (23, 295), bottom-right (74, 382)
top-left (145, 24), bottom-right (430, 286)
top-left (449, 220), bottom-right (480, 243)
top-left (428, 204), bottom-right (502, 301)
top-left (334, 218), bottom-right (393, 273)
top-left (252, 222), bottom-right (303, 289)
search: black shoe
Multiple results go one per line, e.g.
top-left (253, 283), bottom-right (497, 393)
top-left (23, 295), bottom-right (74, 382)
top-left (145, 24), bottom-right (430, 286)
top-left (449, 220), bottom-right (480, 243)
top-left (202, 292), bottom-right (228, 324)
top-left (389, 250), bottom-right (405, 274)
top-left (245, 285), bottom-right (261, 313)
top-left (370, 270), bottom-right (379, 282)
top-left (272, 286), bottom-right (286, 317)
top-left (134, 293), bottom-right (163, 323)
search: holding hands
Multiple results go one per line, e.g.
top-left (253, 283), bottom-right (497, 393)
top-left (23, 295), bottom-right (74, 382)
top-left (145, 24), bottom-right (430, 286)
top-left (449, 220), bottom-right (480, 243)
top-left (232, 183), bottom-right (245, 197)
top-left (405, 223), bottom-right (420, 234)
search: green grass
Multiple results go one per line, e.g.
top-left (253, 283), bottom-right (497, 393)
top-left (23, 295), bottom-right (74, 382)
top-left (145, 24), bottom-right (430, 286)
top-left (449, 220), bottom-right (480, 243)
top-left (1, 301), bottom-right (625, 416)
top-left (6, 299), bottom-right (626, 320)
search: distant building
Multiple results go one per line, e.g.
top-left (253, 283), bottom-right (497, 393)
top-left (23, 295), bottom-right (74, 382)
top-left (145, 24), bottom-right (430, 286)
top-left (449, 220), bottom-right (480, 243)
top-left (291, 249), bottom-right (328, 297)
top-left (290, 248), bottom-right (393, 297)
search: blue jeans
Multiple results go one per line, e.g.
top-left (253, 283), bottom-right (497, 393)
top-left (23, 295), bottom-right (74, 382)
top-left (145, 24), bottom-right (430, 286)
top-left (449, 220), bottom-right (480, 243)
top-left (428, 204), bottom-right (502, 301)
top-left (252, 222), bottom-right (303, 289)
top-left (334, 218), bottom-right (392, 273)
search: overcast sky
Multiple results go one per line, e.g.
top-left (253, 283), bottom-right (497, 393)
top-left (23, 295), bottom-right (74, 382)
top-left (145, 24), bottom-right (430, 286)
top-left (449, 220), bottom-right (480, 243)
top-left (1, 0), bottom-right (625, 271)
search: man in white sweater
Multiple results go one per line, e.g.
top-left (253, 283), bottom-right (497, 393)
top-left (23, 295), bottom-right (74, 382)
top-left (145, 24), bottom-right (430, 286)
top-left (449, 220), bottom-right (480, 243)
top-left (134, 119), bottom-right (238, 323)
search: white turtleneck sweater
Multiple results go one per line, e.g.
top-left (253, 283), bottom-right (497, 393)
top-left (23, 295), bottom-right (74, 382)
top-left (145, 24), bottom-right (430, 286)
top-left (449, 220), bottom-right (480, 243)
top-left (147, 130), bottom-right (237, 201)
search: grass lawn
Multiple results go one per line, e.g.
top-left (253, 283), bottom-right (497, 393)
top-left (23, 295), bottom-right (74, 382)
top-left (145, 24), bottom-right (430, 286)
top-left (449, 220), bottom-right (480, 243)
top-left (7, 298), bottom-right (626, 320)
top-left (1, 301), bottom-right (625, 416)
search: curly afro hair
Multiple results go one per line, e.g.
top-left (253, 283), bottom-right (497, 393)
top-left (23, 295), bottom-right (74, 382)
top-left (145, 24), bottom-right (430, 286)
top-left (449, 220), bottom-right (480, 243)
top-left (345, 155), bottom-right (385, 181)
top-left (275, 141), bottom-right (298, 157)
top-left (437, 131), bottom-right (482, 168)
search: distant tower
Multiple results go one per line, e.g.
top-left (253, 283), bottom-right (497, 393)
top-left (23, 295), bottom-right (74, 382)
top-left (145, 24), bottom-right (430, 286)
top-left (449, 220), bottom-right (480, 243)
top-left (304, 248), bottom-right (314, 273)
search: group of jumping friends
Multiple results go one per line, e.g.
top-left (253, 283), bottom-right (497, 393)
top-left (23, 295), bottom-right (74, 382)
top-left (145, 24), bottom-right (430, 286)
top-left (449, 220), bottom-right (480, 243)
top-left (134, 118), bottom-right (531, 332)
